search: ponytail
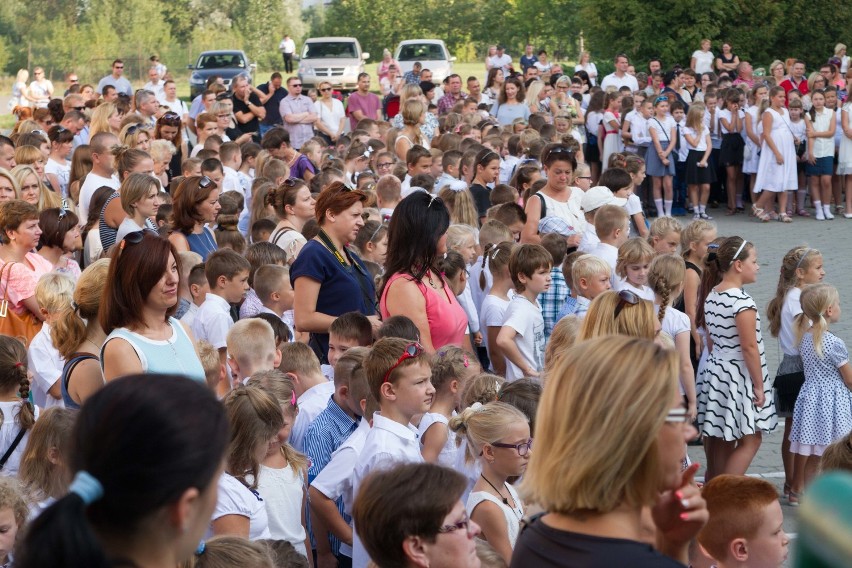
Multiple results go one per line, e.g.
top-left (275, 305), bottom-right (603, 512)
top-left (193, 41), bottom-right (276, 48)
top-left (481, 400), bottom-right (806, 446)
top-left (0, 337), bottom-right (34, 430)
top-left (797, 283), bottom-right (839, 359)
top-left (656, 275), bottom-right (670, 324)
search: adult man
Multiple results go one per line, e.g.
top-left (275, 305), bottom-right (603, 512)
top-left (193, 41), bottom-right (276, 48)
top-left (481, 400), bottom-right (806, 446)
top-left (63, 73), bottom-right (80, 97)
top-left (231, 75), bottom-right (266, 138)
top-left (279, 34), bottom-right (296, 74)
top-left (403, 62), bottom-right (422, 84)
top-left (489, 46), bottom-right (513, 75)
top-left (661, 71), bottom-right (688, 111)
top-left (437, 74), bottom-right (466, 115)
top-left (28, 67), bottom-right (54, 108)
top-left (0, 137), bottom-right (16, 171)
top-left (600, 54), bottom-right (639, 92)
top-left (135, 89), bottom-right (159, 126)
top-left (78, 132), bottom-right (120, 221)
top-left (419, 69), bottom-right (443, 99)
top-left (732, 61), bottom-right (755, 89)
top-left (466, 76), bottom-right (490, 106)
top-left (160, 80), bottom-right (190, 127)
top-left (347, 73), bottom-right (381, 130)
top-left (520, 44), bottom-right (538, 71)
top-left (150, 54), bottom-right (167, 79)
top-left (97, 59), bottom-right (132, 96)
top-left (63, 94), bottom-right (86, 114)
top-left (59, 110), bottom-right (86, 136)
top-left (780, 60), bottom-right (809, 97)
top-left (256, 72), bottom-right (288, 136)
top-left (279, 76), bottom-right (317, 150)
top-left (524, 66), bottom-right (540, 82)
top-left (143, 67), bottom-right (165, 99)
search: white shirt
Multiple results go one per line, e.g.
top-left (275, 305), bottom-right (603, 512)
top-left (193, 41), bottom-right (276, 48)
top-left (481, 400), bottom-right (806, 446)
top-left (142, 80), bottom-right (165, 99)
top-left (575, 62), bottom-right (599, 85)
top-left (600, 72), bottom-right (639, 92)
top-left (209, 472), bottom-right (271, 541)
top-left (280, 38), bottom-right (296, 54)
top-left (625, 111), bottom-right (651, 146)
top-left (191, 293), bottom-right (233, 350)
top-left (161, 97), bottom-right (189, 117)
top-left (488, 54), bottom-right (512, 74)
top-left (222, 165), bottom-right (243, 197)
top-left (578, 223), bottom-right (599, 253)
top-left (616, 279), bottom-right (655, 301)
top-left (418, 412), bottom-right (458, 467)
top-left (314, 98), bottom-right (346, 135)
top-left (684, 125), bottom-right (710, 152)
top-left (27, 324), bottom-right (64, 409)
top-left (588, 242), bottom-right (618, 287)
top-left (779, 287), bottom-right (803, 356)
top-left (352, 413), bottom-right (423, 568)
top-left (501, 295), bottom-right (545, 382)
top-left (691, 50), bottom-right (715, 75)
top-left (290, 381), bottom-right (336, 452)
top-left (44, 158), bottom-right (70, 198)
top-left (257, 463), bottom-right (307, 555)
top-left (0, 402), bottom-right (39, 477)
top-left (78, 172), bottom-right (120, 222)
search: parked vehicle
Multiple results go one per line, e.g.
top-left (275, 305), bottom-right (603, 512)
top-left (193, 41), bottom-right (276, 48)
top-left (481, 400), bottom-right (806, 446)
top-left (394, 40), bottom-right (455, 82)
top-left (188, 50), bottom-right (256, 98)
top-left (298, 37), bottom-right (369, 93)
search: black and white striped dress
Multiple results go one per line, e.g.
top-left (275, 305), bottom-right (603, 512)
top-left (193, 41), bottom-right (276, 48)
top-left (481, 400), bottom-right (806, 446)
top-left (697, 287), bottom-right (777, 441)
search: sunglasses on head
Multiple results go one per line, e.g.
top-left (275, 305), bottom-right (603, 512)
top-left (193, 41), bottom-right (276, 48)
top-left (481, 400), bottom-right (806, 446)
top-left (283, 178), bottom-right (304, 187)
top-left (198, 175), bottom-right (214, 189)
top-left (160, 112), bottom-right (181, 125)
top-left (119, 230), bottom-right (145, 250)
top-left (613, 290), bottom-right (640, 319)
top-left (382, 342), bottom-right (424, 383)
top-left (126, 124), bottom-right (145, 135)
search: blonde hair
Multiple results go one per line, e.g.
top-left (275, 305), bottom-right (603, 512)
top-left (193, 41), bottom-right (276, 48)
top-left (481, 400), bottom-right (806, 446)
top-left (195, 340), bottom-right (222, 391)
top-left (398, 83), bottom-right (423, 106)
top-left (0, 168), bottom-right (20, 197)
top-left (11, 164), bottom-right (62, 211)
top-left (648, 254), bottom-right (686, 324)
top-left (820, 433), bottom-right (852, 473)
top-left (247, 370), bottom-right (309, 474)
top-left (401, 99), bottom-right (426, 127)
top-left (431, 346), bottom-right (478, 392)
top-left (615, 237), bottom-right (655, 278)
top-left (796, 283), bottom-right (839, 358)
top-left (647, 216), bottom-right (683, 248)
top-left (34, 272), bottom-right (75, 315)
top-left (149, 138), bottom-right (176, 162)
top-left (448, 402), bottom-right (527, 464)
top-left (544, 315), bottom-right (581, 370)
top-left (461, 372), bottom-right (505, 408)
top-left (476, 538), bottom-right (508, 568)
top-left (767, 246), bottom-right (820, 337)
top-left (578, 290), bottom-right (656, 341)
top-left (478, 219), bottom-right (512, 249)
top-left (90, 103), bottom-right (120, 137)
top-left (51, 259), bottom-right (110, 359)
top-left (685, 102), bottom-right (705, 132)
top-left (680, 219), bottom-right (715, 259)
top-left (119, 123), bottom-right (151, 149)
top-left (0, 477), bottom-right (28, 532)
top-left (19, 407), bottom-right (76, 503)
top-left (181, 535), bottom-right (274, 568)
top-left (520, 336), bottom-right (678, 513)
top-left (277, 342), bottom-right (321, 378)
top-left (226, 318), bottom-right (276, 372)
top-left (438, 186), bottom-right (479, 227)
top-left (571, 254), bottom-right (612, 286)
top-left (119, 172), bottom-right (160, 216)
top-left (479, 240), bottom-right (514, 290)
top-left (446, 224), bottom-right (478, 252)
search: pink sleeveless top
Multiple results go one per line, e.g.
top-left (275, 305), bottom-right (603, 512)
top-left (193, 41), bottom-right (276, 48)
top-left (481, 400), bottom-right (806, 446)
top-left (380, 272), bottom-right (468, 350)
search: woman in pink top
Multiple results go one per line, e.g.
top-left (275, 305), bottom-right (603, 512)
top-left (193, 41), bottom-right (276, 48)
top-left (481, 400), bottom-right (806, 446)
top-left (0, 200), bottom-right (52, 319)
top-left (380, 192), bottom-right (469, 353)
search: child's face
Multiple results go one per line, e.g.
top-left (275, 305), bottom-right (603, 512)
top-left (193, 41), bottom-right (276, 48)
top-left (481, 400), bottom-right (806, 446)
top-left (409, 156), bottom-right (433, 176)
top-left (789, 107), bottom-right (802, 120)
top-left (522, 266), bottom-right (552, 295)
top-left (639, 102), bottom-right (652, 119)
top-left (385, 360), bottom-right (435, 418)
top-left (277, 276), bottom-right (294, 312)
top-left (221, 270), bottom-right (250, 303)
top-left (581, 271), bottom-right (612, 299)
top-left (614, 183), bottom-right (633, 198)
top-left (327, 333), bottom-right (361, 367)
top-left (828, 300), bottom-right (842, 323)
top-left (737, 248), bottom-right (760, 285)
top-left (430, 156), bottom-right (443, 178)
top-left (270, 405), bottom-right (297, 451)
top-left (456, 236), bottom-right (478, 265)
top-left (489, 420), bottom-right (531, 477)
top-left (626, 261), bottom-right (650, 286)
top-left (691, 229), bottom-right (717, 261)
top-left (191, 280), bottom-right (210, 305)
top-left (0, 507), bottom-right (20, 562)
top-left (825, 90), bottom-right (838, 109)
top-left (653, 231), bottom-right (680, 254)
top-left (672, 108), bottom-right (685, 122)
top-left (705, 96), bottom-right (716, 111)
top-left (573, 169), bottom-right (592, 191)
top-left (508, 221), bottom-right (524, 242)
top-left (797, 254), bottom-right (825, 285)
top-left (631, 166), bottom-right (646, 186)
top-left (742, 501), bottom-right (789, 568)
top-left (448, 270), bottom-right (467, 296)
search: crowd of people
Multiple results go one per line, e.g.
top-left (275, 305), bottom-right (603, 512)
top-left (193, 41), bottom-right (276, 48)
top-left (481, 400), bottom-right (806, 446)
top-left (0, 39), bottom-right (850, 567)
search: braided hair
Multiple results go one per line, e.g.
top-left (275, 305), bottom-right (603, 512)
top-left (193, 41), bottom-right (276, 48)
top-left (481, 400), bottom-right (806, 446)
top-left (648, 254), bottom-right (686, 326)
top-left (0, 337), bottom-right (35, 431)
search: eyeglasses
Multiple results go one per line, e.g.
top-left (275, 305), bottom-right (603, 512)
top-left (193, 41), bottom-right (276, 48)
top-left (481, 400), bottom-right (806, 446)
top-left (576, 176), bottom-right (592, 180)
top-left (72, 105), bottom-right (86, 111)
top-left (665, 407), bottom-right (691, 424)
top-left (291, 83), bottom-right (303, 88)
top-left (217, 113), bottom-right (231, 118)
top-left (198, 175), bottom-right (214, 189)
top-left (119, 230), bottom-right (144, 250)
top-left (438, 513), bottom-right (475, 537)
top-left (160, 112), bottom-right (181, 125)
top-left (115, 66), bottom-right (124, 69)
top-left (376, 161), bottom-right (394, 169)
top-left (382, 342), bottom-right (424, 383)
top-left (613, 290), bottom-right (640, 319)
top-left (320, 87), bottom-right (332, 92)
top-left (491, 438), bottom-right (533, 456)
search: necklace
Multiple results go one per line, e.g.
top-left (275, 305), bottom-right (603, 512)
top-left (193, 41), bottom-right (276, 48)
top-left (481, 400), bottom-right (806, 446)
top-left (480, 474), bottom-right (522, 519)
top-left (287, 151), bottom-right (300, 167)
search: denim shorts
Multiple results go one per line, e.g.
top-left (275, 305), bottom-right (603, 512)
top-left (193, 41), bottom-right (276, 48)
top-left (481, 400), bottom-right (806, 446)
top-left (806, 156), bottom-right (834, 176)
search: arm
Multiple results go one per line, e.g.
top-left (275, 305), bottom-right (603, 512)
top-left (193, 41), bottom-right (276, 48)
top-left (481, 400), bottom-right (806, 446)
top-left (21, 297), bottom-right (46, 321)
top-left (309, 486), bottom-right (353, 545)
top-left (745, 112), bottom-right (761, 146)
top-left (292, 276), bottom-right (337, 334)
top-left (700, 133), bottom-right (712, 165)
top-left (211, 514), bottom-right (250, 538)
top-left (486, 326), bottom-right (506, 375)
top-left (735, 308), bottom-right (765, 406)
top-left (622, 116), bottom-right (633, 143)
top-left (254, 86), bottom-right (274, 105)
top-left (839, 362), bottom-right (852, 390)
top-left (674, 331), bottom-right (697, 418)
top-left (101, 337), bottom-right (144, 382)
top-left (383, 277), bottom-right (435, 352)
top-left (843, 108), bottom-right (852, 139)
top-left (68, 359), bottom-right (105, 406)
top-left (683, 130), bottom-right (702, 148)
top-left (420, 421), bottom-right (449, 463)
top-left (631, 211), bottom-right (649, 237)
top-left (104, 197), bottom-right (125, 228)
top-left (690, 57), bottom-right (697, 71)
top-left (664, 126), bottom-right (677, 157)
top-left (682, 270), bottom-right (702, 359)
top-left (520, 194), bottom-right (543, 244)
top-left (469, 500), bottom-right (514, 564)
top-left (495, 325), bottom-right (538, 377)
top-left (806, 116), bottom-right (817, 164)
top-left (301, 471), bottom-right (314, 568)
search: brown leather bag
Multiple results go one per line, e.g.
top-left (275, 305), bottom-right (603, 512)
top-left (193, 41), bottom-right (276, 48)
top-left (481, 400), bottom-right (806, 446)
top-left (0, 261), bottom-right (42, 347)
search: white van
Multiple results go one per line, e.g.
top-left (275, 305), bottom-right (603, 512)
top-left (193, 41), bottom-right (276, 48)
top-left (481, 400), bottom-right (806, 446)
top-left (298, 37), bottom-right (369, 93)
top-left (394, 40), bottom-right (456, 82)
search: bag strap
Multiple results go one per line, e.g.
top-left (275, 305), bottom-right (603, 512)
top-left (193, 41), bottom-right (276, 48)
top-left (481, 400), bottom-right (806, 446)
top-left (0, 427), bottom-right (26, 470)
top-left (271, 226), bottom-right (294, 246)
top-left (0, 261), bottom-right (16, 308)
top-left (63, 353), bottom-right (99, 393)
top-left (533, 192), bottom-right (547, 219)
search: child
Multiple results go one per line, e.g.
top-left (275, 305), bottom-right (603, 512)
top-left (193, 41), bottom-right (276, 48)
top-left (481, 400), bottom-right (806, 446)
top-left (400, 145), bottom-right (433, 198)
top-left (587, 204), bottom-right (629, 285)
top-left (191, 249), bottom-right (251, 395)
top-left (181, 262), bottom-right (209, 327)
top-left (487, 203), bottom-right (527, 242)
top-left (184, 536), bottom-right (276, 568)
top-left (557, 253), bottom-right (612, 320)
top-left (446, 225), bottom-right (482, 348)
top-left (615, 237), bottom-right (655, 300)
top-left (434, 149), bottom-right (462, 193)
top-left (251, 218), bottom-right (276, 244)
top-left (449, 402), bottom-right (530, 564)
top-left (192, 113), bottom-right (219, 158)
top-left (219, 141), bottom-right (244, 198)
top-left (377, 315), bottom-right (420, 341)
top-left (240, 241), bottom-right (288, 320)
top-left (676, 219), bottom-right (717, 370)
top-left (766, 246), bottom-right (824, 502)
top-left (254, 264), bottom-right (294, 329)
top-left (787, 99), bottom-right (808, 217)
top-left (478, 242), bottom-right (514, 376)
top-left (718, 89), bottom-right (746, 215)
top-left (175, 250), bottom-right (203, 320)
top-left (647, 216), bottom-right (683, 254)
top-left (538, 233), bottom-right (569, 340)
top-left (696, 237), bottom-right (775, 480)
top-left (788, 283), bottom-right (852, 504)
top-left (196, 339), bottom-right (226, 393)
top-left (697, 475), bottom-right (789, 568)
top-left (0, 336), bottom-right (38, 477)
top-left (647, 96), bottom-right (676, 217)
top-left (671, 101), bottom-right (689, 215)
top-left (0, 477), bottom-right (27, 566)
top-left (18, 406), bottom-right (74, 519)
top-left (420, 346), bottom-right (479, 466)
top-left (470, 220), bottom-right (514, 310)
top-left (684, 103), bottom-right (716, 220)
top-left (352, 338), bottom-right (434, 568)
top-left (805, 89), bottom-right (836, 220)
top-left (496, 378), bottom-right (542, 435)
top-left (226, 318), bottom-right (279, 384)
top-left (280, 342), bottom-right (335, 453)
top-left (28, 273), bottom-right (74, 409)
top-left (496, 244), bottom-right (551, 381)
top-left (599, 92), bottom-right (623, 173)
top-left (601, 166), bottom-right (646, 237)
top-left (648, 254), bottom-right (696, 418)
top-left (577, 185), bottom-right (626, 253)
top-left (326, 312), bottom-right (373, 380)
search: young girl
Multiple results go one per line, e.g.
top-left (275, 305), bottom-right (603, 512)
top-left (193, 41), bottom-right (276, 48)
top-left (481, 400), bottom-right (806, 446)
top-left (623, 155), bottom-right (649, 237)
top-left (584, 91), bottom-right (605, 184)
top-left (743, 84), bottom-right (769, 208)
top-left (788, 283), bottom-right (852, 503)
top-left (420, 346), bottom-right (480, 466)
top-left (647, 96), bottom-right (677, 217)
top-left (353, 220), bottom-right (388, 269)
top-left (0, 477), bottom-right (27, 567)
top-left (675, 219), bottom-right (717, 369)
top-left (837, 94), bottom-right (852, 217)
top-left (449, 402), bottom-right (529, 564)
top-left (395, 99), bottom-right (428, 160)
top-left (787, 99), bottom-right (808, 217)
top-left (614, 237), bottom-right (655, 300)
top-left (446, 225), bottom-right (481, 348)
top-left (479, 242), bottom-right (515, 376)
top-left (470, 148), bottom-right (501, 224)
top-left (0, 336), bottom-right (38, 477)
top-left (766, 246), bottom-right (824, 503)
top-left (806, 90), bottom-right (837, 220)
top-left (684, 103), bottom-right (716, 220)
top-left (649, 254), bottom-right (696, 418)
top-left (647, 216), bottom-right (683, 255)
top-left (717, 89), bottom-right (745, 215)
top-left (44, 125), bottom-right (73, 198)
top-left (249, 372), bottom-right (312, 559)
top-left (753, 86), bottom-right (797, 223)
top-left (600, 92), bottom-right (623, 172)
top-left (456, 373), bottom-right (506, 501)
top-left (18, 406), bottom-right (75, 518)
top-left (696, 237), bottom-right (776, 480)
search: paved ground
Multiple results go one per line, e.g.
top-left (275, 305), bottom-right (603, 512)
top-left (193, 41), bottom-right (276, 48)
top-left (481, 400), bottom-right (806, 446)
top-left (684, 207), bottom-right (852, 564)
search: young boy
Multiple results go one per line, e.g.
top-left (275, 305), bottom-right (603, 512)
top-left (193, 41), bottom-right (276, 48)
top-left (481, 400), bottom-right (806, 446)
top-left (280, 342), bottom-right (335, 453)
top-left (538, 233), bottom-right (570, 341)
top-left (588, 204), bottom-right (630, 285)
top-left (351, 338), bottom-right (434, 568)
top-left (697, 475), bottom-right (789, 568)
top-left (190, 248), bottom-right (250, 397)
top-left (578, 185), bottom-right (626, 253)
top-left (226, 318), bottom-right (280, 383)
top-left (496, 244), bottom-right (552, 381)
top-left (487, 202), bottom-right (527, 242)
top-left (400, 145), bottom-right (433, 198)
top-left (191, 113), bottom-right (219, 158)
top-left (254, 264), bottom-right (294, 322)
top-left (251, 218), bottom-right (276, 244)
top-left (325, 311), bottom-right (373, 380)
top-left (180, 262), bottom-right (209, 327)
top-left (200, 157), bottom-right (225, 188)
top-left (671, 100), bottom-right (689, 215)
top-left (195, 339), bottom-right (226, 394)
top-left (557, 253), bottom-right (612, 320)
top-left (375, 174), bottom-right (402, 222)
top-left (175, 250), bottom-right (203, 320)
top-left (600, 167), bottom-right (646, 238)
top-left (28, 273), bottom-right (75, 409)
top-left (434, 149), bottom-right (462, 193)
top-left (218, 141), bottom-right (243, 199)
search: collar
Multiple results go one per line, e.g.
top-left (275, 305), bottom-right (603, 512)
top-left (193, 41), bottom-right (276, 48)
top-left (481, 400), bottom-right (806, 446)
top-left (325, 395), bottom-right (360, 428)
top-left (372, 412), bottom-right (418, 442)
top-left (204, 293), bottom-right (231, 310)
top-left (576, 295), bottom-right (591, 307)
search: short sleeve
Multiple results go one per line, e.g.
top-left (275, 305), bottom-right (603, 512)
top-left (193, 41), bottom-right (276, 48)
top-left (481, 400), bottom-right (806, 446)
top-left (206, 311), bottom-right (233, 350)
top-left (732, 291), bottom-right (756, 315)
top-left (481, 299), bottom-right (506, 328)
top-left (290, 242), bottom-right (331, 285)
top-left (213, 476), bottom-right (253, 521)
top-left (625, 194), bottom-right (643, 215)
top-left (311, 446), bottom-right (357, 501)
top-left (502, 299), bottom-right (530, 336)
top-left (827, 334), bottom-right (849, 369)
top-left (1, 262), bottom-right (38, 309)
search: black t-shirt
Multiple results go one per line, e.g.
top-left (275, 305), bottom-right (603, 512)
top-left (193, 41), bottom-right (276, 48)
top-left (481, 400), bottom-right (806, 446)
top-left (232, 92), bottom-right (263, 134)
top-left (510, 516), bottom-right (686, 568)
top-left (257, 83), bottom-right (289, 126)
top-left (470, 183), bottom-right (491, 219)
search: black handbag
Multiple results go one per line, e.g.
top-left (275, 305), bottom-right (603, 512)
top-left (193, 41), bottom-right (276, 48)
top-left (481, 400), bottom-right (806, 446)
top-left (774, 370), bottom-right (806, 414)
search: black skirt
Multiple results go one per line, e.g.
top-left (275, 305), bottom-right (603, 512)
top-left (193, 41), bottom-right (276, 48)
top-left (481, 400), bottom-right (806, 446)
top-left (719, 132), bottom-right (745, 166)
top-left (685, 149), bottom-right (718, 184)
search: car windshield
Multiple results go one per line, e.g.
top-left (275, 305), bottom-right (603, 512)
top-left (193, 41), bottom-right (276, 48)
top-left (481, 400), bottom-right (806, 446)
top-left (302, 42), bottom-right (357, 59)
top-left (196, 54), bottom-right (246, 69)
top-left (397, 44), bottom-right (446, 61)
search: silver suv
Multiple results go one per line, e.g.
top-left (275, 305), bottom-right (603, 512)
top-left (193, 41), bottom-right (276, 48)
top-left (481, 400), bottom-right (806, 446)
top-left (298, 37), bottom-right (369, 93)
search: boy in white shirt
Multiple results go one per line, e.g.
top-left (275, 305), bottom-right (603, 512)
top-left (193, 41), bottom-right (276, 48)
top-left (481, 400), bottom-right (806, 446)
top-left (578, 185), bottom-right (627, 252)
top-left (375, 175), bottom-right (402, 222)
top-left (28, 273), bottom-right (75, 409)
top-left (226, 318), bottom-right (280, 384)
top-left (495, 244), bottom-right (552, 381)
top-left (587, 204), bottom-right (630, 288)
top-left (671, 101), bottom-right (690, 215)
top-left (557, 253), bottom-right (613, 321)
top-left (254, 264), bottom-right (294, 322)
top-left (351, 338), bottom-right (434, 568)
top-left (180, 262), bottom-right (209, 328)
top-left (281, 342), bottom-right (336, 453)
top-left (219, 141), bottom-right (244, 198)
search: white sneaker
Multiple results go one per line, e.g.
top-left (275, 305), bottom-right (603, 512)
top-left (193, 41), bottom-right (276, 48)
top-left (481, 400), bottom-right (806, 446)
top-left (844, 212), bottom-right (852, 219)
top-left (824, 207), bottom-right (835, 220)
top-left (816, 209), bottom-right (826, 221)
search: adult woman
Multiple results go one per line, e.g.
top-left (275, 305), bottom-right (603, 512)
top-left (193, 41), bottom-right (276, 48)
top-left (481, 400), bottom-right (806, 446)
top-left (98, 148), bottom-right (155, 254)
top-left (100, 231), bottom-right (206, 382)
top-left (353, 462), bottom-right (481, 568)
top-left (485, 45), bottom-right (498, 70)
top-left (0, 170), bottom-right (19, 203)
top-left (51, 259), bottom-right (110, 409)
top-left (381, 64), bottom-right (403, 97)
top-left (88, 103), bottom-right (123, 137)
top-left (36, 207), bottom-right (82, 279)
top-left (715, 43), bottom-right (739, 74)
top-left (267, 178), bottom-right (315, 264)
top-left (212, 100), bottom-right (253, 145)
top-left (155, 111), bottom-right (188, 180)
top-left (291, 182), bottom-right (378, 362)
top-left (380, 192), bottom-right (468, 353)
top-left (753, 87), bottom-right (797, 222)
top-left (13, 161), bottom-right (59, 214)
top-left (491, 77), bottom-right (530, 126)
top-left (691, 39), bottom-right (715, 75)
top-left (114, 173), bottom-right (161, 243)
top-left (769, 60), bottom-right (786, 84)
top-left (835, 43), bottom-right (849, 74)
top-left (120, 122), bottom-right (152, 152)
top-left (314, 81), bottom-right (346, 144)
top-left (395, 99), bottom-right (428, 159)
top-left (526, 80), bottom-right (554, 116)
top-left (81, 187), bottom-right (113, 268)
top-left (169, 175), bottom-right (221, 260)
top-left (514, 336), bottom-right (707, 567)
top-left (520, 144), bottom-right (584, 246)
top-left (45, 125), bottom-right (73, 197)
top-left (0, 200), bottom-right (51, 323)
top-left (553, 76), bottom-right (584, 128)
top-left (10, 69), bottom-right (29, 110)
top-left (484, 68), bottom-right (504, 101)
top-left (392, 84), bottom-right (439, 141)
top-left (17, 374), bottom-right (228, 568)
top-left (377, 49), bottom-right (399, 83)
top-left (27, 67), bottom-right (53, 108)
top-left (574, 51), bottom-right (598, 86)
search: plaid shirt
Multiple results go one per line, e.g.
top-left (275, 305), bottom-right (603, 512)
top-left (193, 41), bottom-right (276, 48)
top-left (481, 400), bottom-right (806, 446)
top-left (539, 268), bottom-right (569, 341)
top-left (437, 91), bottom-right (467, 115)
top-left (403, 70), bottom-right (421, 84)
top-left (557, 294), bottom-right (591, 321)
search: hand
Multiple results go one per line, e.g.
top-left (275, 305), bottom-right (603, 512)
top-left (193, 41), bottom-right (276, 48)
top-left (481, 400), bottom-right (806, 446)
top-left (687, 401), bottom-right (697, 422)
top-left (567, 233), bottom-right (582, 248)
top-left (808, 153), bottom-right (816, 165)
top-left (525, 368), bottom-right (541, 378)
top-left (316, 552), bottom-right (338, 568)
top-left (662, 158), bottom-right (670, 166)
top-left (651, 463), bottom-right (708, 548)
top-left (775, 152), bottom-right (783, 165)
top-left (692, 335), bottom-right (703, 360)
top-left (473, 331), bottom-right (483, 346)
top-left (753, 384), bottom-right (765, 407)
top-left (698, 160), bottom-right (707, 168)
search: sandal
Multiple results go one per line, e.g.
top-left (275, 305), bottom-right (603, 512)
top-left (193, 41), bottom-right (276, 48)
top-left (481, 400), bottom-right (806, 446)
top-left (783, 482), bottom-right (791, 499)
top-left (797, 209), bottom-right (810, 217)
top-left (725, 207), bottom-right (737, 216)
top-left (752, 205), bottom-right (771, 222)
top-left (788, 490), bottom-right (801, 507)
top-left (779, 213), bottom-right (793, 223)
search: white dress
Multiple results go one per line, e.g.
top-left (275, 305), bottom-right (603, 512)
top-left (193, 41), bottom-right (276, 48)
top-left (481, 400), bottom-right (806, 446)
top-left (753, 108), bottom-right (797, 193)
top-left (837, 104), bottom-right (852, 174)
top-left (467, 484), bottom-right (524, 547)
top-left (417, 412), bottom-right (458, 468)
top-left (742, 106), bottom-right (762, 174)
top-left (601, 111), bottom-right (623, 171)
